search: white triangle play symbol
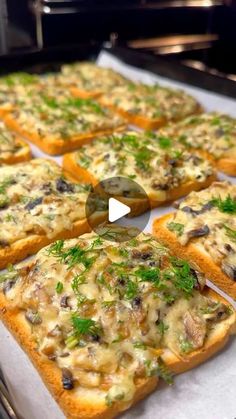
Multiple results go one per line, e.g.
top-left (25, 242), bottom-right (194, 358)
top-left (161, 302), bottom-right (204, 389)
top-left (108, 198), bottom-right (131, 223)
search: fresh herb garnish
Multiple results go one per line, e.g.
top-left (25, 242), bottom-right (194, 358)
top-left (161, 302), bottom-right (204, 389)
top-left (124, 279), bottom-right (138, 300)
top-left (167, 222), bottom-right (184, 236)
top-left (169, 257), bottom-right (196, 296)
top-left (223, 225), bottom-right (236, 242)
top-left (135, 266), bottom-right (160, 285)
top-left (47, 240), bottom-right (94, 270)
top-left (211, 195), bottom-right (236, 214)
top-left (134, 147), bottom-right (152, 171)
top-left (156, 358), bottom-right (173, 385)
top-left (157, 320), bottom-right (169, 336)
top-left (179, 338), bottom-right (193, 353)
top-left (133, 341), bottom-right (147, 350)
top-left (71, 316), bottom-right (101, 337)
top-left (158, 136), bottom-right (172, 149)
top-left (55, 281), bottom-right (63, 294)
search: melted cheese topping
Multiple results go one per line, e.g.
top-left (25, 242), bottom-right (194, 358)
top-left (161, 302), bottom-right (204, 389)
top-left (101, 83), bottom-right (200, 121)
top-left (74, 131), bottom-right (214, 200)
top-left (0, 72), bottom-right (42, 111)
top-left (168, 182), bottom-right (236, 280)
top-left (0, 121), bottom-right (25, 159)
top-left (166, 113), bottom-right (236, 159)
top-left (2, 228), bottom-right (231, 406)
top-left (10, 87), bottom-right (125, 140)
top-left (0, 159), bottom-right (91, 246)
top-left (57, 62), bottom-right (129, 93)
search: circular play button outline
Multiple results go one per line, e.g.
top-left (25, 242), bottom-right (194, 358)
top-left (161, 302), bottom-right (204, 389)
top-left (85, 176), bottom-right (151, 242)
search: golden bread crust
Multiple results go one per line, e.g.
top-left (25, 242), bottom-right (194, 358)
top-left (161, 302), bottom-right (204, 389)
top-left (153, 214), bottom-right (236, 300)
top-left (63, 152), bottom-right (217, 215)
top-left (4, 114), bottom-right (126, 155)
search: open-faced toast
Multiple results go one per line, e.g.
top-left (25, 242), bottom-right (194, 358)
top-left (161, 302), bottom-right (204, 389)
top-left (163, 113), bottom-right (236, 176)
top-left (0, 120), bottom-right (31, 164)
top-left (0, 158), bottom-right (106, 269)
top-left (63, 131), bottom-right (216, 215)
top-left (0, 72), bottom-right (42, 117)
top-left (153, 181), bottom-right (236, 299)
top-left (99, 83), bottom-right (202, 129)
top-left (0, 226), bottom-right (235, 418)
top-left (3, 88), bottom-right (126, 155)
top-left (58, 61), bottom-right (130, 98)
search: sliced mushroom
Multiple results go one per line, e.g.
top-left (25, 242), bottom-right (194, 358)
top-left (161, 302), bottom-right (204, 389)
top-left (25, 309), bottom-right (42, 325)
top-left (188, 225), bottom-right (210, 238)
top-left (183, 311), bottom-right (206, 349)
top-left (181, 202), bottom-right (213, 216)
top-left (56, 178), bottom-right (74, 193)
top-left (62, 368), bottom-right (74, 390)
top-left (222, 262), bottom-right (236, 281)
top-left (60, 295), bottom-right (70, 308)
top-left (25, 196), bottom-right (43, 211)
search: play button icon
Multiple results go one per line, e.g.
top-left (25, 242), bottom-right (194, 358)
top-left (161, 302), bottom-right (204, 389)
top-left (85, 176), bottom-right (151, 242)
top-left (108, 198), bottom-right (131, 222)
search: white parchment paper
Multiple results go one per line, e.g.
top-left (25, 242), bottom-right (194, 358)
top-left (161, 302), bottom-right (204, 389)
top-left (0, 50), bottom-right (236, 419)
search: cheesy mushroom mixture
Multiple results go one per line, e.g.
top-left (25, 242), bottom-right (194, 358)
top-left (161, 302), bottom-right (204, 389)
top-left (168, 182), bottom-right (236, 280)
top-left (100, 83), bottom-right (200, 121)
top-left (0, 121), bottom-right (25, 160)
top-left (58, 62), bottom-right (129, 93)
top-left (168, 113), bottom-right (236, 159)
top-left (1, 228), bottom-right (232, 406)
top-left (0, 72), bottom-right (42, 110)
top-left (9, 88), bottom-right (125, 140)
top-left (73, 131), bottom-right (214, 200)
top-left (0, 159), bottom-right (92, 247)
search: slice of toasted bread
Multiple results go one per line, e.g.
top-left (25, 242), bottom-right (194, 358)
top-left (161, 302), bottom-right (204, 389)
top-left (0, 158), bottom-right (106, 269)
top-left (99, 84), bottom-right (203, 130)
top-left (0, 230), bottom-right (235, 419)
top-left (153, 213), bottom-right (236, 300)
top-left (4, 113), bottom-right (126, 156)
top-left (0, 137), bottom-right (31, 164)
top-left (163, 113), bottom-right (236, 176)
top-left (63, 143), bottom-right (217, 216)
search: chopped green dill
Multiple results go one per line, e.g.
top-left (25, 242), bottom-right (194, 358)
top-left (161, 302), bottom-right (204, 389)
top-left (167, 222), bottom-right (184, 236)
top-left (105, 391), bottom-right (125, 407)
top-left (210, 116), bottom-right (221, 126)
top-left (128, 238), bottom-right (138, 247)
top-left (0, 177), bottom-right (14, 194)
top-left (171, 258), bottom-right (196, 295)
top-left (0, 268), bottom-right (17, 283)
top-left (157, 320), bottom-right (169, 336)
top-left (133, 341), bottom-right (147, 350)
top-left (156, 358), bottom-right (173, 385)
top-left (121, 133), bottom-right (139, 148)
top-left (42, 95), bottom-right (58, 109)
top-left (135, 266), bottom-right (160, 285)
top-left (211, 195), bottom-right (236, 214)
top-left (47, 241), bottom-right (94, 270)
top-left (223, 225), bottom-right (236, 242)
top-left (77, 154), bottom-right (91, 168)
top-left (179, 338), bottom-right (193, 353)
top-left (134, 147), bottom-right (152, 171)
top-left (71, 316), bottom-right (101, 337)
top-left (0, 196), bottom-right (9, 209)
top-left (127, 174), bottom-right (137, 179)
top-left (118, 248), bottom-right (129, 257)
top-left (97, 273), bottom-right (113, 294)
top-left (178, 134), bottom-right (189, 146)
top-left (158, 136), bottom-right (172, 149)
top-left (71, 274), bottom-right (87, 293)
top-left (55, 281), bottom-right (63, 294)
top-left (124, 279), bottom-right (138, 300)
top-left (102, 300), bottom-right (116, 309)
